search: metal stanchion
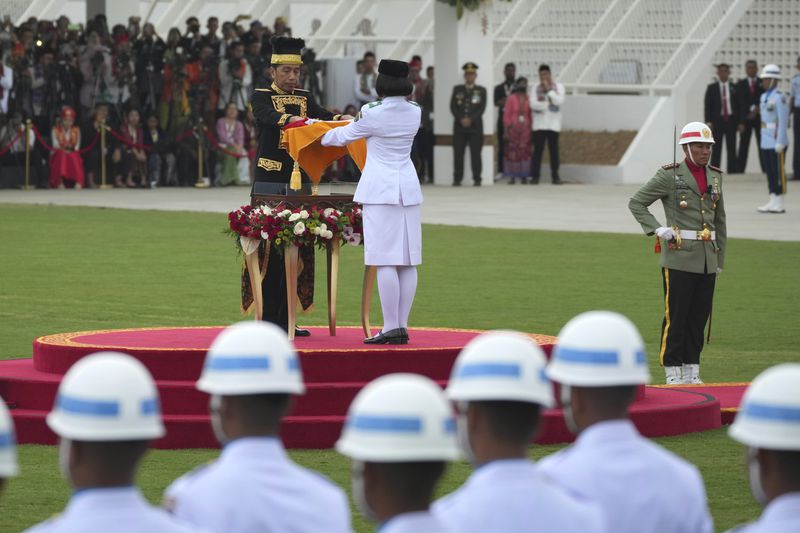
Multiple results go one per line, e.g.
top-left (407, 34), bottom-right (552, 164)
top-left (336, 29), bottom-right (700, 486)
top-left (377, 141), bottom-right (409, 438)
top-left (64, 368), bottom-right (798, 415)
top-left (22, 120), bottom-right (34, 190)
top-left (195, 121), bottom-right (209, 188)
top-left (99, 121), bottom-right (112, 189)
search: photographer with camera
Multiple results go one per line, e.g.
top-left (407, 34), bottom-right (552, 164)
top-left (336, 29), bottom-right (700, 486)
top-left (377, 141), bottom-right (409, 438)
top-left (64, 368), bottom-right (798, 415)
top-left (109, 35), bottom-right (136, 122)
top-left (133, 23), bottom-right (166, 117)
top-left (218, 40), bottom-right (251, 118)
top-left (79, 31), bottom-right (112, 118)
top-left (180, 17), bottom-right (202, 59)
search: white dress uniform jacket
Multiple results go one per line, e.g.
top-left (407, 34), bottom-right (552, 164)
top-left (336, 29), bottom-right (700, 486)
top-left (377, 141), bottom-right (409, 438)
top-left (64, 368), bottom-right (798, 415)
top-left (322, 96), bottom-right (422, 207)
top-left (759, 88), bottom-right (789, 150)
top-left (432, 459), bottom-right (607, 533)
top-left (379, 511), bottom-right (451, 533)
top-left (725, 493), bottom-right (800, 533)
top-left (164, 437), bottom-right (351, 533)
top-left (530, 82), bottom-right (565, 132)
top-left (537, 420), bottom-right (713, 533)
top-left (24, 487), bottom-right (201, 533)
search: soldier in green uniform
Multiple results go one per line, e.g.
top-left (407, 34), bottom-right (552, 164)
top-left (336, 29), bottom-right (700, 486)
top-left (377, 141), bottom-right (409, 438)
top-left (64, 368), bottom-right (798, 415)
top-left (450, 62), bottom-right (487, 186)
top-left (629, 121), bottom-right (727, 385)
top-left (249, 36), bottom-right (345, 336)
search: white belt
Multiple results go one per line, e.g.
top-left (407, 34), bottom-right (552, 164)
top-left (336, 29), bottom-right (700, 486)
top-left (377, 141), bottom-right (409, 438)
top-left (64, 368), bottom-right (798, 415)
top-left (679, 229), bottom-right (716, 241)
top-left (763, 122), bottom-right (776, 129)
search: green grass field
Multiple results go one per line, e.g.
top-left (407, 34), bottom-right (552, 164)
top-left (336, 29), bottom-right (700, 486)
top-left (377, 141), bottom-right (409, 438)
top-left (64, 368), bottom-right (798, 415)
top-left (1, 204), bottom-right (799, 532)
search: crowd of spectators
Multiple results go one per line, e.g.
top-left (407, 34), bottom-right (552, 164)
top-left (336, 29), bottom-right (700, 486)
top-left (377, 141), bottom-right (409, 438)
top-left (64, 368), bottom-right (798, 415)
top-left (0, 13), bottom-right (328, 189)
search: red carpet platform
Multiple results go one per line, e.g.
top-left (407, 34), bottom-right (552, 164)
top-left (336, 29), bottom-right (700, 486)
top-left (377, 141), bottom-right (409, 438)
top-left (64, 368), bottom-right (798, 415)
top-left (0, 326), bottom-right (738, 449)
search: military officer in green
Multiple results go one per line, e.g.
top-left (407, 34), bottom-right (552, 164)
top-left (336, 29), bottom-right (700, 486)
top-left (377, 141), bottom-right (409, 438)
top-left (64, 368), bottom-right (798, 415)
top-left (248, 36), bottom-right (345, 336)
top-left (629, 121), bottom-right (727, 386)
top-left (450, 62), bottom-right (487, 186)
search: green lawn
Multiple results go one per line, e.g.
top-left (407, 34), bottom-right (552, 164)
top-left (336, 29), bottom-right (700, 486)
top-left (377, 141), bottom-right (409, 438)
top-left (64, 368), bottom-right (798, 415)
top-left (1, 204), bottom-right (799, 532)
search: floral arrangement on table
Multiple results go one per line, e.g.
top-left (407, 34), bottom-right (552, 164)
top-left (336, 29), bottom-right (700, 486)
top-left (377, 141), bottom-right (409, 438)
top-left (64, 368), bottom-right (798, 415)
top-left (227, 204), bottom-right (363, 251)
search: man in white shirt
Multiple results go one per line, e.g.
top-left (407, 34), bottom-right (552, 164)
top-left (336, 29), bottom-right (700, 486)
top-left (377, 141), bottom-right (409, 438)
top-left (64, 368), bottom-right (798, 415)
top-left (336, 373), bottom-right (459, 533)
top-left (530, 64), bottom-right (565, 184)
top-left (0, 395), bottom-right (18, 496)
top-left (164, 322), bottom-right (351, 533)
top-left (704, 63), bottom-right (738, 172)
top-left (726, 364), bottom-right (800, 532)
top-left (218, 41), bottom-right (253, 115)
top-left (540, 311), bottom-right (714, 533)
top-left (0, 57), bottom-right (13, 115)
top-left (433, 331), bottom-right (607, 533)
top-left (24, 352), bottom-right (200, 533)
top-left (354, 51), bottom-right (378, 107)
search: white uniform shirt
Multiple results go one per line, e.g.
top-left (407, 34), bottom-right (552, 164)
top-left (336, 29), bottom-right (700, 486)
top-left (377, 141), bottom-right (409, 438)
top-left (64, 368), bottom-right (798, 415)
top-left (379, 511), bottom-right (451, 533)
top-left (24, 486), bottom-right (201, 533)
top-left (726, 493), bottom-right (800, 533)
top-left (791, 74), bottom-right (800, 109)
top-left (433, 459), bottom-right (607, 533)
top-left (0, 64), bottom-right (13, 115)
top-left (538, 420), bottom-right (713, 533)
top-left (354, 71), bottom-right (378, 106)
top-left (321, 96), bottom-right (422, 206)
top-left (530, 82), bottom-right (565, 132)
top-left (164, 437), bottom-right (351, 533)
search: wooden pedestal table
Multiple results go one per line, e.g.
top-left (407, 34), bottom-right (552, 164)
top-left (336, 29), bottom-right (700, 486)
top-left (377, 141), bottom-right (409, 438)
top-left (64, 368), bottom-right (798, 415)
top-left (251, 193), bottom-right (359, 341)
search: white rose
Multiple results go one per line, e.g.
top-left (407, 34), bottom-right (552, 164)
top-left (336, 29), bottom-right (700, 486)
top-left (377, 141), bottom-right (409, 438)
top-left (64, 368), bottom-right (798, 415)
top-left (299, 210), bottom-right (309, 220)
top-left (279, 209), bottom-right (292, 217)
top-left (260, 230), bottom-right (270, 240)
top-left (293, 222), bottom-right (306, 235)
top-left (313, 227), bottom-right (321, 236)
top-left (289, 213), bottom-right (301, 222)
top-left (323, 208), bottom-right (334, 217)
top-left (319, 223), bottom-right (327, 232)
top-left (325, 230), bottom-right (334, 239)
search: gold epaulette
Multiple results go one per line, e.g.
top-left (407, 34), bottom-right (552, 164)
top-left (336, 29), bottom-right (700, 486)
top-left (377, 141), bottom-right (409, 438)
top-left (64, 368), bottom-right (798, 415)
top-left (661, 163), bottom-right (679, 170)
top-left (708, 165), bottom-right (723, 173)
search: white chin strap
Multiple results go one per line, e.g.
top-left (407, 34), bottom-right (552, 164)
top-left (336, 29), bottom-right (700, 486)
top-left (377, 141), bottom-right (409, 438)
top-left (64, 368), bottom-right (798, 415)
top-left (685, 145), bottom-right (710, 167)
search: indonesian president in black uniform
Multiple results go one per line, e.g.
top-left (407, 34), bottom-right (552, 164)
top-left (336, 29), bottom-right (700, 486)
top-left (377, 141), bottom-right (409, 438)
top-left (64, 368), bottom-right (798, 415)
top-left (249, 36), bottom-right (345, 335)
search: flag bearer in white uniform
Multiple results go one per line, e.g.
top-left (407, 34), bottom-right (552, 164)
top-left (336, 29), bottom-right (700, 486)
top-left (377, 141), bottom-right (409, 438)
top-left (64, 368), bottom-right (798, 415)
top-left (336, 373), bottom-right (459, 533)
top-left (24, 352), bottom-right (200, 533)
top-left (164, 322), bottom-right (351, 533)
top-left (540, 311), bottom-right (713, 533)
top-left (756, 64), bottom-right (790, 214)
top-left (322, 59), bottom-right (422, 345)
top-left (0, 395), bottom-right (19, 495)
top-left (725, 364), bottom-right (800, 532)
top-left (433, 331), bottom-right (607, 532)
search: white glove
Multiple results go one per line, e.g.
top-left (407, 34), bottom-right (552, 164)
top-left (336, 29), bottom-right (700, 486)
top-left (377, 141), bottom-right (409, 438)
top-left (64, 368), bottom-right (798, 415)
top-left (716, 267), bottom-right (723, 275)
top-left (655, 227), bottom-right (675, 240)
top-left (775, 143), bottom-right (785, 153)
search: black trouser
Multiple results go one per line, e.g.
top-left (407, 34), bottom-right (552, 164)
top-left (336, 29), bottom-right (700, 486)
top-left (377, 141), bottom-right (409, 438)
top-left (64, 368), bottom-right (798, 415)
top-left (453, 123), bottom-right (483, 185)
top-left (761, 148), bottom-right (786, 195)
top-left (496, 115), bottom-right (504, 174)
top-left (738, 118), bottom-right (763, 173)
top-left (660, 267), bottom-right (716, 367)
top-left (262, 244), bottom-right (289, 330)
top-left (793, 110), bottom-right (800, 179)
top-left (711, 118), bottom-right (737, 172)
top-left (531, 130), bottom-right (560, 182)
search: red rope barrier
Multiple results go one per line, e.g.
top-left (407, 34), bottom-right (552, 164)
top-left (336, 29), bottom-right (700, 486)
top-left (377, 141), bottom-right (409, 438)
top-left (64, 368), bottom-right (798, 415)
top-left (30, 123), bottom-right (56, 152)
top-left (76, 133), bottom-right (100, 155)
top-left (106, 128), bottom-right (151, 150)
top-left (0, 128), bottom-right (24, 157)
top-left (174, 128), bottom-right (196, 143)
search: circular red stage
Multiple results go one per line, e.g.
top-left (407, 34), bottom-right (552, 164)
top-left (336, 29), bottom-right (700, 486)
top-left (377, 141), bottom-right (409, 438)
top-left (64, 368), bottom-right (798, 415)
top-left (0, 326), bottom-right (724, 449)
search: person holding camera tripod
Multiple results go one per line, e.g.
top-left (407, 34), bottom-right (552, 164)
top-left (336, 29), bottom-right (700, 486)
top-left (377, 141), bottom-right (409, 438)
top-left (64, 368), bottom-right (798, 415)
top-left (133, 23), bottom-right (166, 117)
top-left (79, 31), bottom-right (112, 118)
top-left (218, 41), bottom-right (251, 118)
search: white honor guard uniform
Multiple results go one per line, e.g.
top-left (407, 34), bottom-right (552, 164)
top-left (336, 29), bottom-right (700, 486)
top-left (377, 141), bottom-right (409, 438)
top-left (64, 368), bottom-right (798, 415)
top-left (434, 331), bottom-right (606, 533)
top-left (725, 364), bottom-right (800, 533)
top-left (26, 487), bottom-right (200, 533)
top-left (321, 96), bottom-right (423, 266)
top-left (165, 437), bottom-right (350, 533)
top-left (434, 459), bottom-right (605, 533)
top-left (164, 322), bottom-right (351, 533)
top-left (541, 312), bottom-right (713, 533)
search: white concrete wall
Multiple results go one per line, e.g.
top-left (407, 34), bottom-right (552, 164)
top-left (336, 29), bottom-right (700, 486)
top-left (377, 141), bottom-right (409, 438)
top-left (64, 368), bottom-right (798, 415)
top-left (561, 95), bottom-right (659, 132)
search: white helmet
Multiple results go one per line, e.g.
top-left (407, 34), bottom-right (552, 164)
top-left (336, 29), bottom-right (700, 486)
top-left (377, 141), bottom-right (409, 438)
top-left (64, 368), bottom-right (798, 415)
top-left (197, 321), bottom-right (305, 396)
top-left (547, 311), bottom-right (651, 387)
top-left (679, 121), bottom-right (715, 145)
top-left (47, 352), bottom-right (165, 441)
top-left (336, 373), bottom-right (459, 462)
top-left (0, 396), bottom-right (18, 478)
top-left (446, 331), bottom-right (553, 407)
top-left (729, 363), bottom-right (800, 450)
top-left (760, 64), bottom-right (781, 80)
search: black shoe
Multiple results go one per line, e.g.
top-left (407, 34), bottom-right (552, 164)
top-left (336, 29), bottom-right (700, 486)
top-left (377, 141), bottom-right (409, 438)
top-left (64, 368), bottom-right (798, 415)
top-left (473, 181), bottom-right (481, 187)
top-left (530, 178), bottom-right (539, 185)
top-left (295, 327), bottom-right (311, 337)
top-left (364, 328), bottom-right (407, 345)
top-left (552, 177), bottom-right (562, 185)
top-left (452, 181), bottom-right (462, 187)
top-left (400, 328), bottom-right (410, 343)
